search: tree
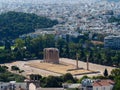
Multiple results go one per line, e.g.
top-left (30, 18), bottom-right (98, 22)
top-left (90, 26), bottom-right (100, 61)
top-left (30, 74), bottom-right (42, 80)
top-left (111, 68), bottom-right (120, 77)
top-left (0, 65), bottom-right (6, 73)
top-left (0, 11), bottom-right (58, 40)
top-left (15, 38), bottom-right (25, 59)
top-left (63, 73), bottom-right (75, 83)
top-left (11, 66), bottom-right (20, 72)
top-left (65, 34), bottom-right (70, 58)
top-left (113, 80), bottom-right (120, 90)
top-left (103, 68), bottom-right (108, 77)
top-left (2, 66), bottom-right (8, 70)
top-left (56, 39), bottom-right (66, 57)
top-left (19, 70), bottom-right (24, 75)
top-left (4, 40), bottom-right (11, 51)
top-left (15, 39), bottom-right (25, 49)
top-left (44, 76), bottom-right (61, 87)
top-left (113, 76), bottom-right (120, 90)
top-left (78, 75), bottom-right (89, 83)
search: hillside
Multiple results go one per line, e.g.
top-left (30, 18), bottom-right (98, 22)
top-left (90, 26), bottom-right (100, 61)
top-left (0, 11), bottom-right (58, 40)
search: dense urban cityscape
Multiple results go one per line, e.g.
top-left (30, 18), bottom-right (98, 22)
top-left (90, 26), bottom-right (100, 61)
top-left (0, 0), bottom-right (120, 90)
top-left (0, 0), bottom-right (120, 35)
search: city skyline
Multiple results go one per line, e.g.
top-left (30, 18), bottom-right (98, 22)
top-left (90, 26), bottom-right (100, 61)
top-left (0, 0), bottom-right (114, 4)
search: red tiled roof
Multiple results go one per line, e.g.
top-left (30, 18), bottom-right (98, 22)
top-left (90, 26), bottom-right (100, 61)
top-left (93, 80), bottom-right (115, 87)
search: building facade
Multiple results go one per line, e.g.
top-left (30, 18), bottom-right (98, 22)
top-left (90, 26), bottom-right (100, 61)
top-left (0, 81), bottom-right (26, 90)
top-left (63, 79), bottom-right (114, 90)
top-left (104, 35), bottom-right (120, 49)
top-left (80, 79), bottom-right (114, 90)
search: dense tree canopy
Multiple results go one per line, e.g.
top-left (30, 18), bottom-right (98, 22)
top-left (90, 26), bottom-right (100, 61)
top-left (0, 11), bottom-right (58, 40)
top-left (0, 65), bottom-right (25, 82)
top-left (0, 34), bottom-right (120, 67)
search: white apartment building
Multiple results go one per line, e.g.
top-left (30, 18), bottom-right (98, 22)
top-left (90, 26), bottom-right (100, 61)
top-left (104, 35), bottom-right (120, 49)
top-left (0, 81), bottom-right (26, 90)
top-left (63, 79), bottom-right (114, 90)
top-left (80, 79), bottom-right (114, 90)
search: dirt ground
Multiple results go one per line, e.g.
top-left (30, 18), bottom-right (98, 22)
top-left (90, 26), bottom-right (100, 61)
top-left (60, 58), bottom-right (115, 77)
top-left (2, 58), bottom-right (115, 78)
top-left (27, 61), bottom-right (95, 75)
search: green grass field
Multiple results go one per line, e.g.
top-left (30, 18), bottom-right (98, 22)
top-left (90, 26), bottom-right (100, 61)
top-left (0, 46), bottom-right (15, 50)
top-left (0, 46), bottom-right (4, 49)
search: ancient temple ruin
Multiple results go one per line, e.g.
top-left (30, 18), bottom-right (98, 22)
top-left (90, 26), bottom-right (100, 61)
top-left (44, 48), bottom-right (59, 64)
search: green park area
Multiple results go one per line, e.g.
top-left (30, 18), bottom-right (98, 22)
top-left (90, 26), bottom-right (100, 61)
top-left (0, 46), bottom-right (15, 50)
